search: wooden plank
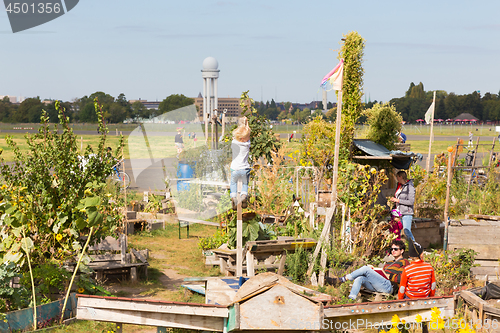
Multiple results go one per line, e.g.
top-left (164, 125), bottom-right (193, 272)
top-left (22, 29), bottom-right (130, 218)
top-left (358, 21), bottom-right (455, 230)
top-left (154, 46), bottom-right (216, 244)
top-left (353, 155), bottom-right (392, 160)
top-left (471, 266), bottom-right (500, 276)
top-left (460, 290), bottom-right (500, 317)
top-left (227, 304), bottom-right (240, 331)
top-left (447, 244), bottom-right (500, 260)
top-left (77, 307), bottom-right (224, 331)
top-left (323, 296), bottom-right (454, 318)
top-left (131, 249), bottom-right (147, 264)
top-left (324, 308), bottom-right (454, 330)
top-left (475, 260), bottom-right (500, 267)
top-left (206, 278), bottom-right (239, 306)
top-left (448, 226), bottom-right (500, 236)
top-left (89, 236), bottom-right (120, 251)
top-left (78, 296), bottom-right (228, 317)
top-left (90, 254), bottom-right (122, 262)
top-left (468, 214), bottom-right (500, 221)
top-left (89, 263), bottom-right (146, 270)
top-left (181, 284), bottom-right (206, 295)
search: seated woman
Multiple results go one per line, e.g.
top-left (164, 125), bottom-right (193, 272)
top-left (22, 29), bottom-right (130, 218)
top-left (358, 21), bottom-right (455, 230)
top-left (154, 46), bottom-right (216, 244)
top-left (327, 240), bottom-right (409, 302)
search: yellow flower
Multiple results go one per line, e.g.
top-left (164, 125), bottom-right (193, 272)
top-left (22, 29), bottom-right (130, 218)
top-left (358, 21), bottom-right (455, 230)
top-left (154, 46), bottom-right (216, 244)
top-left (370, 167), bottom-right (377, 174)
top-left (77, 287), bottom-right (85, 293)
top-left (388, 328), bottom-right (399, 333)
top-left (431, 307), bottom-right (441, 320)
top-left (391, 314), bottom-right (400, 327)
top-left (415, 314), bottom-right (422, 323)
top-left (56, 233), bottom-right (63, 241)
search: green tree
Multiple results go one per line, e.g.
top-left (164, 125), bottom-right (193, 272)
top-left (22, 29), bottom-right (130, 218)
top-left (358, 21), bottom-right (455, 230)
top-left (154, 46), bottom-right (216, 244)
top-left (158, 94), bottom-right (194, 114)
top-left (237, 91), bottom-right (281, 163)
top-left (17, 97), bottom-right (45, 123)
top-left (363, 102), bottom-right (402, 150)
top-left (338, 31), bottom-right (365, 160)
top-left (131, 101), bottom-right (150, 120)
top-left (311, 109), bottom-right (325, 119)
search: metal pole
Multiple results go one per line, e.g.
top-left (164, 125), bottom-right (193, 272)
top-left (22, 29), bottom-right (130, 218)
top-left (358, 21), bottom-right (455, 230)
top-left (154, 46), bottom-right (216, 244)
top-left (443, 148), bottom-right (453, 251)
top-left (425, 91), bottom-right (436, 176)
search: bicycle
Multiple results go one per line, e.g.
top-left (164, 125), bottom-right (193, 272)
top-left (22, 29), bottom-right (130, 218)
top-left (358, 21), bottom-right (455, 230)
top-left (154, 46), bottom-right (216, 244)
top-left (109, 159), bottom-right (130, 190)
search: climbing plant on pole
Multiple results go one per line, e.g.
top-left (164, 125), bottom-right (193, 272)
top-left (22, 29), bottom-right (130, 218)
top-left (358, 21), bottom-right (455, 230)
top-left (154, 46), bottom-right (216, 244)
top-left (338, 31), bottom-right (365, 160)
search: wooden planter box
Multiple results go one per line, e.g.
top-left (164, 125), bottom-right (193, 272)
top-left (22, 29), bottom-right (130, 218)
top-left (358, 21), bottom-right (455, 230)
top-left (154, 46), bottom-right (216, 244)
top-left (317, 191), bottom-right (333, 207)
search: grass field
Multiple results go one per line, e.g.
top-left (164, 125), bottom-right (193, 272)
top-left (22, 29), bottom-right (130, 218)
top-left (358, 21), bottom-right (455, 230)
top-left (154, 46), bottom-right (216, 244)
top-left (0, 123), bottom-right (498, 162)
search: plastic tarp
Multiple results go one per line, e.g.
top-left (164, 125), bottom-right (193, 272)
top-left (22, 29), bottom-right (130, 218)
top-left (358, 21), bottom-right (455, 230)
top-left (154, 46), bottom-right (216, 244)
top-left (353, 140), bottom-right (422, 170)
top-left (472, 282), bottom-right (500, 300)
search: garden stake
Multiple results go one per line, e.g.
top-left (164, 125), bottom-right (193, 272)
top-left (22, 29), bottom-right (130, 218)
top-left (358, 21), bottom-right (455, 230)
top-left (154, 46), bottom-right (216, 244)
top-left (21, 228), bottom-right (36, 331)
top-left (466, 137), bottom-right (480, 197)
top-left (236, 180), bottom-right (243, 277)
top-left (60, 226), bottom-right (94, 325)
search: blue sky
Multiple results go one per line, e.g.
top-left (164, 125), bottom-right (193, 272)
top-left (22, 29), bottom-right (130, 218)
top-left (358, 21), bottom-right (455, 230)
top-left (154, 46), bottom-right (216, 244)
top-left (1, 1), bottom-right (500, 105)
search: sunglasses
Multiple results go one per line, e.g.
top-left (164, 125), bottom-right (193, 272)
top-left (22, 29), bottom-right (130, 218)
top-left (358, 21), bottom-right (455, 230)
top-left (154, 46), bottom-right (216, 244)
top-left (391, 247), bottom-right (401, 251)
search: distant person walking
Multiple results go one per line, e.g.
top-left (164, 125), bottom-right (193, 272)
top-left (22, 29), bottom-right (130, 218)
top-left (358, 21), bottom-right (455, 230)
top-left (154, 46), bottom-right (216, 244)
top-left (390, 170), bottom-right (415, 242)
top-left (175, 128), bottom-right (184, 156)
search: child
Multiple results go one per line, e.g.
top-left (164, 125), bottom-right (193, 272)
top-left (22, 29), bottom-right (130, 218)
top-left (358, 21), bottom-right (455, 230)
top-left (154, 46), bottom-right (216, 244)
top-left (389, 209), bottom-right (403, 240)
top-left (230, 117), bottom-right (251, 210)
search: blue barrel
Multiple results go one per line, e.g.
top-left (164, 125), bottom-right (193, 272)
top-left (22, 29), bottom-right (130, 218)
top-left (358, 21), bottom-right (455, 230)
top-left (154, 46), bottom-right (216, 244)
top-left (177, 163), bottom-right (194, 191)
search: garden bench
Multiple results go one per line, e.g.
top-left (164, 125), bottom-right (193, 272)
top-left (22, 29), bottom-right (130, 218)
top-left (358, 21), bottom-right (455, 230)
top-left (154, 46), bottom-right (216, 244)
top-left (212, 238), bottom-right (316, 277)
top-left (359, 287), bottom-right (393, 302)
top-left (87, 234), bottom-right (148, 282)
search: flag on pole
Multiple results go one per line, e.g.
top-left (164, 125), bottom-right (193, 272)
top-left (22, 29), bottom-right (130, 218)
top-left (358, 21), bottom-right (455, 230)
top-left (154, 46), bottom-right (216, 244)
top-left (424, 100), bottom-right (435, 124)
top-left (321, 59), bottom-right (344, 91)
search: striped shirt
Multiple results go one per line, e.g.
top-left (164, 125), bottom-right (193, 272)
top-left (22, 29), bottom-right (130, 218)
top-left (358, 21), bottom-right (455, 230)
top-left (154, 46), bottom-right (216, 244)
top-left (398, 260), bottom-right (436, 299)
top-left (383, 258), bottom-right (409, 285)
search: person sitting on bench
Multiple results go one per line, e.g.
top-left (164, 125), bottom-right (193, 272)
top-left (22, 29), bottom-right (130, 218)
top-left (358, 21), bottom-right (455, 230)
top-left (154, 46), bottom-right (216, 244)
top-left (398, 239), bottom-right (436, 299)
top-left (327, 240), bottom-right (409, 302)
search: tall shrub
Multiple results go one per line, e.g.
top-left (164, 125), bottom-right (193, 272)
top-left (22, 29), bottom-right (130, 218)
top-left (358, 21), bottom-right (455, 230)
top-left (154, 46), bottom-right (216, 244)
top-left (338, 31), bottom-right (365, 159)
top-left (0, 100), bottom-right (123, 267)
top-left (364, 102), bottom-right (403, 150)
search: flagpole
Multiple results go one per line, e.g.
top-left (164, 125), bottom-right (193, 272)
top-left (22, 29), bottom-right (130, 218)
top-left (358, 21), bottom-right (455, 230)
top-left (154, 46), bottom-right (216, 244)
top-left (332, 90), bottom-right (342, 205)
top-left (425, 91), bottom-right (436, 176)
top-left (307, 58), bottom-right (343, 282)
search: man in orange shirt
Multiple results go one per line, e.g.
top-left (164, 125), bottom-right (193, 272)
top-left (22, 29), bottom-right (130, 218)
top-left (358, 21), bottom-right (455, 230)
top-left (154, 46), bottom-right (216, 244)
top-left (398, 239), bottom-right (436, 299)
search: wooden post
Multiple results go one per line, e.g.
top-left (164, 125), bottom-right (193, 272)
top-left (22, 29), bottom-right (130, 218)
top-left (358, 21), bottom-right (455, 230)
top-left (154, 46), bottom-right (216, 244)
top-left (236, 180), bottom-right (243, 277)
top-left (443, 149), bottom-right (453, 251)
top-left (80, 136), bottom-right (83, 153)
top-left (466, 137), bottom-right (480, 197)
top-left (221, 113), bottom-right (226, 139)
top-left (121, 136), bottom-right (127, 233)
top-left (214, 114), bottom-right (219, 149)
top-left (211, 118), bottom-right (215, 150)
top-left (278, 251), bottom-right (287, 276)
top-left (425, 91), bottom-right (436, 176)
top-left (205, 114), bottom-right (209, 144)
top-left (331, 89), bottom-right (342, 206)
top-left (246, 251), bottom-right (255, 277)
top-left (488, 137), bottom-right (496, 167)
